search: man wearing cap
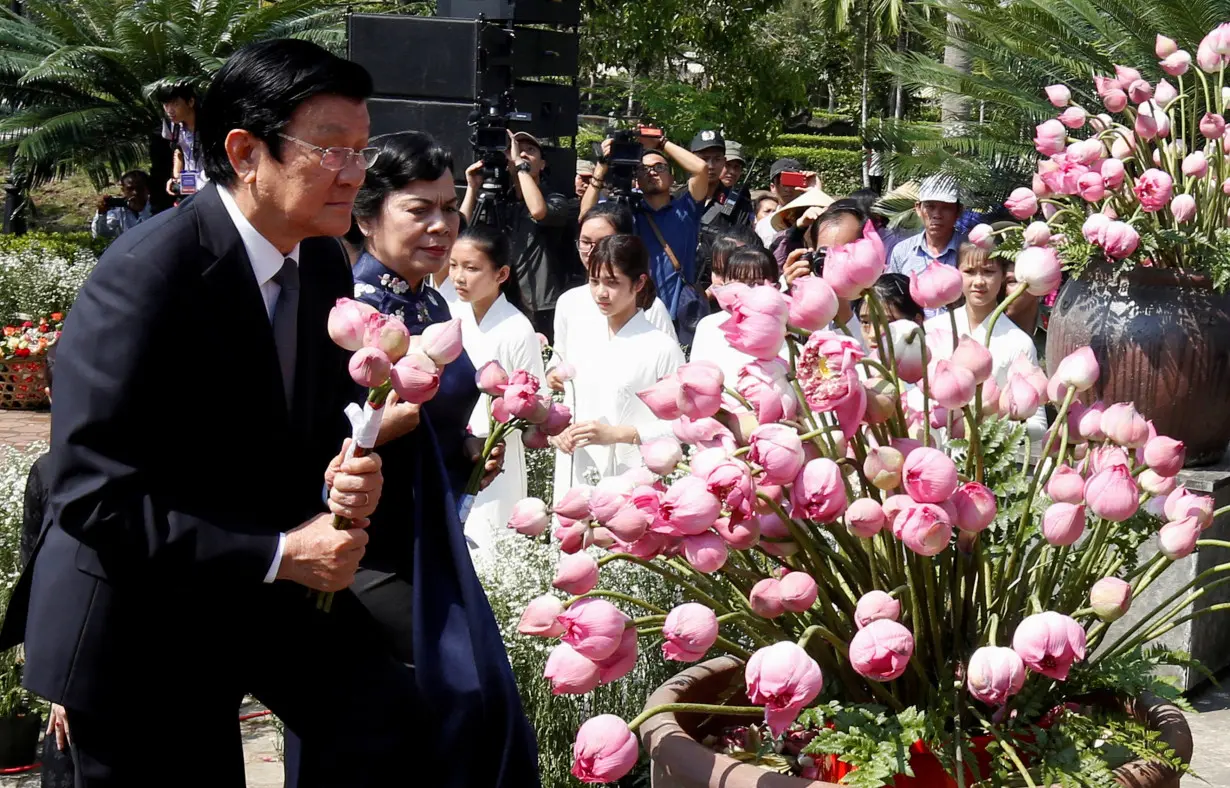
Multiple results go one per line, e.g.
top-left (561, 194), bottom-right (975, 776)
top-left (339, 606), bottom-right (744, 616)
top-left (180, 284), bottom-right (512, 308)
top-left (755, 157), bottom-right (814, 246)
top-left (463, 130), bottom-right (580, 340)
top-left (574, 159), bottom-right (596, 200)
top-left (887, 174), bottom-right (965, 281)
top-left (721, 141), bottom-right (745, 189)
top-left (693, 130), bottom-right (753, 291)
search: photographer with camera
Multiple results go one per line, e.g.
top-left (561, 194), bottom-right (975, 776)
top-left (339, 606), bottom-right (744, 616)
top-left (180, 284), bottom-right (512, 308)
top-left (581, 128), bottom-right (709, 344)
top-left (156, 82), bottom-right (203, 200)
top-left (90, 170), bottom-right (151, 240)
top-left (693, 130), bottom-right (753, 292)
top-left (754, 157), bottom-right (820, 246)
top-left (461, 130), bottom-right (580, 340)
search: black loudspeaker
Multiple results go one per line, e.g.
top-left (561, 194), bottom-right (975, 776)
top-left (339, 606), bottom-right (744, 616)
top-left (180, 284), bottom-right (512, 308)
top-left (514, 80), bottom-right (578, 139)
top-left (368, 98), bottom-right (475, 168)
top-left (508, 28), bottom-right (578, 77)
top-left (347, 14), bottom-right (512, 100)
top-left (541, 145), bottom-right (576, 189)
top-left (438, 0), bottom-right (580, 25)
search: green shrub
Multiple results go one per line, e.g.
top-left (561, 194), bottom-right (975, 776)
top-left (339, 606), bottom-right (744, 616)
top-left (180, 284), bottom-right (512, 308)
top-left (0, 233), bottom-right (98, 324)
top-left (0, 231), bottom-right (107, 259)
top-left (774, 133), bottom-right (863, 151)
top-left (765, 146), bottom-right (864, 196)
top-left (0, 443), bottom-right (48, 717)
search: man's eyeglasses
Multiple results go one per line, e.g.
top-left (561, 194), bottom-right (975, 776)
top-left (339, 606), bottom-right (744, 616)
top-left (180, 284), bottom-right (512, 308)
top-left (278, 133), bottom-right (380, 172)
top-left (638, 163), bottom-right (670, 175)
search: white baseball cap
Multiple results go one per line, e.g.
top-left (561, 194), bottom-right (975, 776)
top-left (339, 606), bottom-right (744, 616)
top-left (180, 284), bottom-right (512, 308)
top-left (917, 174), bottom-right (961, 204)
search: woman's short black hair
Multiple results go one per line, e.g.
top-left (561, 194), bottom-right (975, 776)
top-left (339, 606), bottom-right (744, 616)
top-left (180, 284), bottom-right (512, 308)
top-left (723, 247), bottom-right (778, 286)
top-left (154, 82), bottom-right (197, 104)
top-left (353, 131), bottom-right (454, 221)
top-left (199, 39), bottom-right (373, 186)
top-left (855, 273), bottom-right (925, 324)
top-left (710, 226), bottom-right (765, 281)
top-left (580, 202), bottom-right (634, 235)
top-left (587, 234), bottom-right (657, 310)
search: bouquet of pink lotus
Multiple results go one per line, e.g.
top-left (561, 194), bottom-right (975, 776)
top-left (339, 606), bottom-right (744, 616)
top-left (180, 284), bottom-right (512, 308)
top-left (503, 223), bottom-right (1224, 785)
top-left (977, 24), bottom-right (1230, 284)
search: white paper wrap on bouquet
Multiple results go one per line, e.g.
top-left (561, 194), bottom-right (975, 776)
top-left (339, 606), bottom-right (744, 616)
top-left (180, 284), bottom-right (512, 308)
top-left (344, 401), bottom-right (385, 460)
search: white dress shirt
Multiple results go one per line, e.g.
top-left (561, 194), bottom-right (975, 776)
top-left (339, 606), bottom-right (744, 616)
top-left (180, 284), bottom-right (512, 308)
top-left (217, 185), bottom-right (301, 582)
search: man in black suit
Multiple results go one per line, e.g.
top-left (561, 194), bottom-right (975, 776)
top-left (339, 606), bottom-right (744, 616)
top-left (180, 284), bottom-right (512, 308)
top-left (0, 40), bottom-right (415, 786)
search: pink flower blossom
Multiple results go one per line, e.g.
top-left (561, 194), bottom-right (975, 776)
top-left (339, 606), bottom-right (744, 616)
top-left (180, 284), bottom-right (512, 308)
top-left (1005, 187), bottom-right (1040, 219)
top-left (476, 360), bottom-right (509, 395)
top-left (748, 424), bottom-right (806, 485)
top-left (969, 223), bottom-right (995, 249)
top-left (662, 603), bottom-right (719, 662)
top-left (1090, 577), bottom-right (1132, 622)
top-left (849, 619), bottom-right (915, 681)
top-left (554, 552), bottom-right (600, 594)
top-left (420, 318), bottom-right (463, 365)
top-left (1047, 465), bottom-right (1086, 505)
top-left (718, 284), bottom-right (790, 361)
top-left (1156, 35), bottom-right (1179, 59)
top-left (1159, 516), bottom-right (1202, 559)
top-left (1103, 89), bottom-right (1129, 113)
top-left (1161, 50), bottom-right (1192, 76)
top-left (1082, 213), bottom-right (1112, 244)
top-left (1171, 194), bottom-right (1197, 223)
top-left (559, 599), bottom-right (631, 661)
top-left (893, 503), bottom-right (954, 556)
top-left (1144, 435), bottom-right (1186, 477)
top-left (1085, 465), bottom-right (1140, 522)
top-left (967, 647), bottom-right (1027, 705)
top-left (1101, 157), bottom-right (1126, 189)
top-left (737, 360), bottom-right (798, 424)
top-left (787, 275), bottom-right (840, 331)
top-left (1033, 119), bottom-right (1067, 156)
top-left (863, 446), bottom-right (905, 491)
top-left (1183, 151), bottom-right (1209, 179)
top-left (571, 715), bottom-right (639, 783)
top-left (1059, 106), bottom-right (1087, 128)
top-left (952, 482), bottom-right (997, 533)
top-left (855, 590), bottom-right (901, 628)
top-left (682, 531), bottom-right (728, 573)
top-left (593, 628), bottom-right (638, 685)
top-left (673, 415), bottom-right (736, 451)
top-left (927, 358), bottom-right (976, 411)
top-left (1014, 246), bottom-right (1063, 296)
top-left (1042, 502), bottom-right (1086, 546)
top-left (1012, 611), bottom-right (1087, 681)
top-left (1199, 39), bottom-right (1226, 73)
top-left (1114, 65), bottom-right (1142, 85)
top-left (1044, 84), bottom-right (1071, 107)
top-left (348, 346), bottom-right (392, 388)
top-left (779, 572), bottom-right (819, 613)
top-left (1165, 488), bottom-right (1214, 529)
top-left (1127, 79), bottom-right (1153, 104)
top-left (909, 260), bottom-right (964, 309)
top-left (676, 361), bottom-right (725, 419)
top-left (1101, 402), bottom-right (1150, 447)
top-left (903, 447), bottom-right (959, 503)
top-left (1054, 347), bottom-right (1100, 392)
top-left (641, 436), bottom-right (683, 475)
top-left (1101, 220), bottom-right (1140, 259)
top-left (790, 458), bottom-right (848, 522)
top-left (1201, 113), bottom-right (1227, 139)
top-left (846, 498), bottom-right (888, 538)
top-left (821, 221), bottom-right (886, 299)
top-left (508, 497), bottom-right (551, 536)
top-left (749, 577), bottom-right (787, 618)
top-left (546, 642), bottom-right (601, 694)
top-left (1023, 221), bottom-right (1052, 247)
top-left (949, 336), bottom-right (993, 384)
top-left (328, 298), bottom-right (379, 351)
top-left (1134, 168), bottom-right (1174, 211)
top-left (362, 313), bottom-right (411, 362)
top-left (658, 476), bottom-right (722, 536)
top-left (1140, 469), bottom-right (1177, 497)
top-left (389, 352), bottom-right (440, 404)
top-left (519, 595), bottom-right (565, 637)
top-left (745, 642), bottom-right (825, 736)
top-left (1077, 171), bottom-right (1106, 202)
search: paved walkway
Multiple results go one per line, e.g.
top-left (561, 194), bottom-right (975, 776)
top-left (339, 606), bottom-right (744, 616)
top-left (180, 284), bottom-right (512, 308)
top-left (0, 410), bottom-right (49, 448)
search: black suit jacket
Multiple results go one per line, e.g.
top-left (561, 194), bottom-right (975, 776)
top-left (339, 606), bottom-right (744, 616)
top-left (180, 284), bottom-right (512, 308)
top-left (0, 184), bottom-right (355, 712)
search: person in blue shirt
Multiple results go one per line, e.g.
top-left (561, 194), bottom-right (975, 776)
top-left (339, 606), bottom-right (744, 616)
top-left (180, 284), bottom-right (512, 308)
top-left (888, 174), bottom-right (966, 280)
top-left (580, 129), bottom-right (708, 340)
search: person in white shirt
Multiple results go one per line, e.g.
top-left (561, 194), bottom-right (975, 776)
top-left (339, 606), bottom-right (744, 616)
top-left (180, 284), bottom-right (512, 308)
top-left (924, 242), bottom-right (1048, 441)
top-left (690, 245), bottom-right (780, 382)
top-left (551, 234), bottom-right (684, 497)
top-left (447, 225), bottom-right (545, 558)
top-left (855, 273), bottom-right (925, 359)
top-left (548, 203), bottom-right (674, 391)
top-left (89, 170), bottom-right (152, 240)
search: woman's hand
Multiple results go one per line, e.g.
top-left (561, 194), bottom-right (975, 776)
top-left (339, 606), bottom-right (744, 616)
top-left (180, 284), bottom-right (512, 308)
top-left (465, 436), bottom-right (504, 490)
top-left (783, 248), bottom-right (813, 287)
top-left (376, 390), bottom-right (421, 446)
top-left (47, 704), bottom-right (70, 751)
top-left (550, 430), bottom-right (577, 454)
top-left (546, 368), bottom-right (568, 392)
top-left (795, 205), bottom-right (824, 229)
top-left (569, 420), bottom-right (634, 448)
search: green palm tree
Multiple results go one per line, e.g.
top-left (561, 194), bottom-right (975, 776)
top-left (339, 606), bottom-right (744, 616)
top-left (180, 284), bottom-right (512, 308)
top-left (0, 0), bottom-right (346, 187)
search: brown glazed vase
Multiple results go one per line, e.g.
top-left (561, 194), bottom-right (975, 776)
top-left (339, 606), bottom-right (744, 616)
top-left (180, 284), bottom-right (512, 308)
top-left (1046, 262), bottom-right (1230, 465)
top-left (638, 656), bottom-right (1193, 788)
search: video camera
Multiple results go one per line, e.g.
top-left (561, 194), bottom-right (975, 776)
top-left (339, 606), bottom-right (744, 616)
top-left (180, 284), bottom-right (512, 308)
top-left (468, 93), bottom-right (531, 228)
top-left (592, 125), bottom-right (662, 202)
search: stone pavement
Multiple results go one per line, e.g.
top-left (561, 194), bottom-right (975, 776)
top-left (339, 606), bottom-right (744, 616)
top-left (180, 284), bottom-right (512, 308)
top-left (0, 410), bottom-right (49, 449)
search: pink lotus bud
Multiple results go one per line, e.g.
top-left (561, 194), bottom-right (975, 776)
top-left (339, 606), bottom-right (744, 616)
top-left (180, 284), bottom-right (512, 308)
top-left (787, 275), bottom-right (840, 331)
top-left (968, 647), bottom-right (1027, 706)
top-left (508, 497), bottom-right (551, 536)
top-left (682, 531), bottom-right (728, 573)
top-left (419, 318), bottom-right (463, 365)
top-left (713, 515), bottom-right (759, 550)
top-left (543, 403), bottom-right (572, 437)
top-left (389, 352), bottom-right (440, 404)
top-left (554, 552), bottom-right (600, 595)
top-left (1209, 23), bottom-right (1230, 56)
top-left (502, 383), bottom-right (548, 423)
top-left (1127, 79), bottom-right (1153, 104)
top-left (968, 223), bottom-right (995, 249)
top-left (863, 377), bottom-right (898, 424)
top-left (1058, 105), bottom-right (1087, 129)
top-left (889, 320), bottom-right (925, 383)
top-left (1135, 110), bottom-right (1159, 140)
top-left (1077, 171), bottom-right (1106, 202)
top-left (1101, 402), bottom-right (1150, 447)
top-left (927, 358), bottom-right (976, 410)
top-left (821, 221), bottom-right (887, 299)
top-left (1156, 35), bottom-right (1178, 59)
top-left (1098, 158), bottom-right (1126, 191)
top-left (1198, 39), bottom-right (1223, 73)
top-left (946, 336), bottom-right (992, 385)
top-left (1183, 151), bottom-right (1209, 179)
top-left (1101, 220), bottom-right (1140, 259)
top-left (980, 377), bottom-right (1002, 417)
top-left (1047, 465), bottom-right (1086, 504)
top-left (863, 447), bottom-right (904, 491)
top-left (658, 476), bottom-right (722, 536)
top-left (519, 595), bottom-right (565, 637)
top-left (1012, 611), bottom-right (1086, 681)
top-left (779, 572), bottom-right (818, 613)
top-left (1014, 246), bottom-right (1063, 295)
top-left (328, 298), bottom-right (379, 351)
top-left (1103, 89), bottom-right (1129, 113)
top-left (745, 642), bottom-right (824, 737)
top-left (1144, 435), bottom-right (1186, 476)
top-left (1033, 120), bottom-right (1068, 156)
top-left (1085, 464), bottom-right (1140, 522)
top-left (1054, 347), bottom-right (1100, 392)
top-left (737, 359), bottom-right (798, 425)
top-left (604, 500), bottom-right (652, 543)
top-left (846, 498), bottom-right (888, 538)
top-left (1032, 172), bottom-right (1053, 197)
top-left (1000, 374), bottom-right (1042, 421)
top-left (673, 415), bottom-right (736, 452)
top-left (697, 456), bottom-right (756, 521)
top-left (1042, 502), bottom-right (1086, 545)
top-left (849, 619), bottom-right (914, 682)
top-left (1156, 82), bottom-right (1180, 113)
top-left (592, 628), bottom-right (638, 686)
top-left (909, 260), bottom-right (963, 309)
top-left (1094, 74), bottom-right (1120, 96)
top-left (1004, 187), bottom-right (1040, 219)
top-left (1044, 84), bottom-right (1071, 107)
top-left (662, 603), bottom-right (719, 662)
top-left (1197, 114), bottom-right (1227, 142)
top-left (676, 361), bottom-right (725, 420)
top-left (556, 485), bottom-right (595, 521)
top-left (749, 578), bottom-right (786, 618)
top-left (1111, 132), bottom-right (1135, 158)
top-left (1135, 167), bottom-right (1174, 212)
top-left (893, 503), bottom-right (954, 556)
top-left (1140, 469), bottom-right (1177, 497)
top-left (362, 313), bottom-right (411, 363)
top-left (1089, 112), bottom-right (1115, 132)
top-left (572, 715), bottom-right (639, 783)
top-left (791, 458), bottom-right (848, 523)
top-left (1115, 65), bottom-right (1142, 85)
top-left (1089, 577), bottom-right (1133, 622)
top-left (641, 436), bottom-right (683, 475)
top-left (749, 424), bottom-right (806, 485)
top-left (1082, 212), bottom-right (1112, 244)
top-left (559, 598), bottom-right (630, 661)
top-left (1159, 516), bottom-right (1202, 559)
top-left (1161, 50), bottom-right (1192, 76)
top-left (348, 346), bottom-right (392, 388)
top-left (1171, 194), bottom-right (1197, 223)
top-left (637, 376), bottom-right (683, 420)
top-left (1022, 221), bottom-right (1052, 247)
top-left (718, 284), bottom-right (790, 360)
top-left (882, 494), bottom-right (915, 526)
top-left (854, 590), bottom-right (901, 629)
top-left (952, 482), bottom-right (997, 533)
top-left (475, 360), bottom-right (509, 396)
top-left (545, 642), bottom-right (600, 694)
top-left (902, 447), bottom-right (959, 504)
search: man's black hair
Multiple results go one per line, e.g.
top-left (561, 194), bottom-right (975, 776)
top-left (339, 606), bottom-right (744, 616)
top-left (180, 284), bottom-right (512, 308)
top-left (153, 83), bottom-right (198, 104)
top-left (818, 197), bottom-right (872, 228)
top-left (198, 39), bottom-right (374, 187)
top-left (120, 170), bottom-right (149, 186)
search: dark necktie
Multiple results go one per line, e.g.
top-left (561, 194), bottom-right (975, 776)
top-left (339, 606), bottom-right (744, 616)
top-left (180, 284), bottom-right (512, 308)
top-left (271, 258), bottom-right (299, 410)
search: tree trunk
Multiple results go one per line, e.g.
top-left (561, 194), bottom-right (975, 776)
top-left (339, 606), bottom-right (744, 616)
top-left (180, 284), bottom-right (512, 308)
top-left (940, 11), bottom-right (971, 132)
top-left (827, 82), bottom-right (836, 111)
top-left (893, 28), bottom-right (907, 120)
top-left (859, 0), bottom-right (872, 187)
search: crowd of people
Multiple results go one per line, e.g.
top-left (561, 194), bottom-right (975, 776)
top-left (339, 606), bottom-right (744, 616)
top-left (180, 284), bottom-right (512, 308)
top-left (6, 37), bottom-right (1056, 788)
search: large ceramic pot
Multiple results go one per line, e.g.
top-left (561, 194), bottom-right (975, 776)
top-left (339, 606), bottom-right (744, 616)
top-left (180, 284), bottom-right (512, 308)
top-left (638, 656), bottom-right (1193, 788)
top-left (1046, 263), bottom-right (1230, 465)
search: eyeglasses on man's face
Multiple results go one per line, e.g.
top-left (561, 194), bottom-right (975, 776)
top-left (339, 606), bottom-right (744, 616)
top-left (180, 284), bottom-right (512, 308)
top-left (278, 133), bottom-right (380, 172)
top-left (638, 163), bottom-right (670, 175)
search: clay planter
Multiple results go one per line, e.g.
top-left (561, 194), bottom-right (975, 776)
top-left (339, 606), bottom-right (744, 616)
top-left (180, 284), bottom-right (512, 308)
top-left (1046, 263), bottom-right (1230, 465)
top-left (638, 656), bottom-right (1193, 788)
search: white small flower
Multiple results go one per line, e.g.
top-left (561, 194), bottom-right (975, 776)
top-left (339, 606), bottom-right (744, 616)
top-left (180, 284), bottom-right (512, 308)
top-left (354, 282), bottom-right (377, 298)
